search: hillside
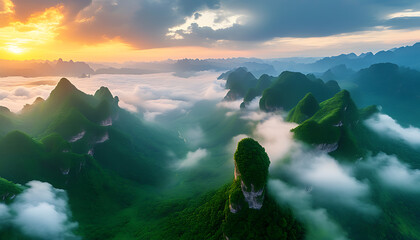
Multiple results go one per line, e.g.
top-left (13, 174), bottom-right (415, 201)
top-left (259, 71), bottom-right (340, 111)
top-left (162, 138), bottom-right (304, 240)
top-left (223, 67), bottom-right (258, 101)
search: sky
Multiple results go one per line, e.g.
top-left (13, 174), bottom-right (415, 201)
top-left (1, 0), bottom-right (420, 62)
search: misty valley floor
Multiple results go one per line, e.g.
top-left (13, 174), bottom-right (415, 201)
top-left (0, 66), bottom-right (420, 240)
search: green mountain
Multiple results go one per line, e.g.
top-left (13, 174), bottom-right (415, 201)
top-left (4, 78), bottom-right (184, 184)
top-left (241, 74), bottom-right (275, 108)
top-left (352, 63), bottom-right (420, 127)
top-left (291, 90), bottom-right (375, 157)
top-left (223, 67), bottom-right (257, 101)
top-left (0, 177), bottom-right (22, 203)
top-left (286, 93), bottom-right (320, 123)
top-left (0, 107), bottom-right (15, 137)
top-left (259, 71), bottom-right (340, 111)
top-left (0, 78), bottom-right (191, 239)
top-left (288, 88), bottom-right (420, 165)
top-left (163, 138), bottom-right (304, 240)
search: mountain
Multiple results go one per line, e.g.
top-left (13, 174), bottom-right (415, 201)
top-left (291, 90), bottom-right (365, 157)
top-left (163, 138), bottom-right (304, 240)
top-left (16, 78), bottom-right (183, 184)
top-left (355, 63), bottom-right (420, 99)
top-left (0, 177), bottom-right (22, 203)
top-left (0, 58), bottom-right (94, 77)
top-left (288, 88), bottom-right (420, 164)
top-left (320, 64), bottom-right (356, 82)
top-left (223, 67), bottom-right (258, 101)
top-left (310, 42), bottom-right (420, 72)
top-left (0, 107), bottom-right (15, 137)
top-left (347, 63), bottom-right (420, 127)
top-left (0, 78), bottom-right (190, 239)
top-left (286, 93), bottom-right (320, 123)
top-left (241, 74), bottom-right (275, 108)
top-left (259, 71), bottom-right (340, 111)
top-left (94, 58), bottom-right (277, 78)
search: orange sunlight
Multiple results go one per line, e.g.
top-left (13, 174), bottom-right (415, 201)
top-left (0, 4), bottom-right (63, 60)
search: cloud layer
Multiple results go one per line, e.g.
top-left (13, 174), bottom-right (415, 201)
top-left (177, 148), bottom-right (208, 169)
top-left (365, 113), bottom-right (420, 147)
top-left (2, 0), bottom-right (420, 52)
top-left (0, 72), bottom-right (227, 114)
top-left (0, 181), bottom-right (79, 239)
top-left (269, 179), bottom-right (349, 240)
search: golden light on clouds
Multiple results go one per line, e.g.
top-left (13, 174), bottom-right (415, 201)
top-left (0, 4), bottom-right (63, 59)
top-left (258, 29), bottom-right (420, 57)
top-left (6, 45), bottom-right (24, 54)
top-left (0, 0), bottom-right (419, 62)
top-left (0, 0), bottom-right (13, 14)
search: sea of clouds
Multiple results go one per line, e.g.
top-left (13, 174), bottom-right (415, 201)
top-left (0, 181), bottom-right (79, 239)
top-left (0, 72), bottom-right (227, 117)
top-left (2, 72), bottom-right (420, 239)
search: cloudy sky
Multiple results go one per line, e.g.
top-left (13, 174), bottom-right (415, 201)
top-left (1, 0), bottom-right (420, 61)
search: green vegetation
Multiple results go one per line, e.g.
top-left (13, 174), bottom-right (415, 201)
top-left (0, 78), bottom-right (188, 239)
top-left (161, 138), bottom-right (304, 240)
top-left (0, 177), bottom-right (22, 203)
top-left (348, 63), bottom-right (420, 127)
top-left (289, 90), bottom-right (406, 159)
top-left (259, 71), bottom-right (340, 111)
top-left (234, 138), bottom-right (270, 190)
top-left (223, 67), bottom-right (257, 101)
top-left (241, 74), bottom-right (275, 108)
top-left (291, 90), bottom-right (361, 157)
top-left (2, 70), bottom-right (420, 240)
top-left (287, 93), bottom-right (320, 123)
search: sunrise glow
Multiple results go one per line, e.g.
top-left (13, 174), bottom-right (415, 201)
top-left (0, 0), bottom-right (418, 62)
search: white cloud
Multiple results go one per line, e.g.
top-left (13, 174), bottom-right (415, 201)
top-left (387, 10), bottom-right (420, 19)
top-left (180, 126), bottom-right (205, 147)
top-left (216, 99), bottom-right (242, 110)
top-left (167, 9), bottom-right (246, 39)
top-left (252, 114), bottom-right (297, 163)
top-left (0, 72), bottom-right (227, 115)
top-left (365, 113), bottom-right (420, 147)
top-left (282, 149), bottom-right (379, 215)
top-left (177, 148), bottom-right (208, 168)
top-left (269, 179), bottom-right (349, 240)
top-left (236, 112), bottom-right (297, 163)
top-left (361, 153), bottom-right (420, 193)
top-left (0, 181), bottom-right (80, 240)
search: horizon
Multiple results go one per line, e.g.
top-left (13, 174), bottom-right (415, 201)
top-left (1, 41), bottom-right (418, 64)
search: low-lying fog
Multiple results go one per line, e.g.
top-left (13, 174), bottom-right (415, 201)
top-left (2, 72), bottom-right (420, 240)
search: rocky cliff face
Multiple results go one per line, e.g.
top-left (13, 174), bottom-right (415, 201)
top-left (229, 138), bottom-right (270, 211)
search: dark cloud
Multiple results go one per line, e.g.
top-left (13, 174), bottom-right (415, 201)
top-left (180, 0), bottom-right (420, 42)
top-left (11, 0), bottom-right (91, 22)
top-left (7, 0), bottom-right (420, 49)
top-left (385, 17), bottom-right (420, 30)
top-left (194, 12), bottom-right (202, 20)
top-left (60, 0), bottom-right (219, 48)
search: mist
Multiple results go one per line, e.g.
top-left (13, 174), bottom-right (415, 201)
top-left (0, 181), bottom-right (79, 239)
top-left (365, 113), bottom-right (420, 147)
top-left (1, 71), bottom-right (420, 240)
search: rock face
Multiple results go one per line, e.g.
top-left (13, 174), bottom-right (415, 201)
top-left (230, 138), bottom-right (270, 211)
top-left (241, 182), bottom-right (264, 209)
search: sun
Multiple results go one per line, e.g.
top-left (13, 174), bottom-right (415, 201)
top-left (7, 45), bottom-right (25, 54)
